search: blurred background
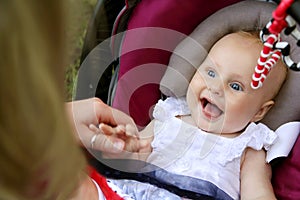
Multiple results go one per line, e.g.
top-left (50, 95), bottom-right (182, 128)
top-left (65, 0), bottom-right (97, 101)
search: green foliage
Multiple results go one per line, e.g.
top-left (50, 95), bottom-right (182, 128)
top-left (64, 0), bottom-right (97, 101)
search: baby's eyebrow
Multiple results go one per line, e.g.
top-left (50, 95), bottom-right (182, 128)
top-left (230, 73), bottom-right (249, 88)
top-left (230, 72), bottom-right (244, 80)
top-left (204, 56), bottom-right (219, 68)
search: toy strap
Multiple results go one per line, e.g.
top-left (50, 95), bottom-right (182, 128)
top-left (251, 0), bottom-right (300, 89)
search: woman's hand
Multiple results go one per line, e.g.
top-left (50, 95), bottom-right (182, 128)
top-left (66, 97), bottom-right (138, 153)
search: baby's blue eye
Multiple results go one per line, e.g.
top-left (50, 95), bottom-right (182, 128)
top-left (230, 83), bottom-right (243, 91)
top-left (207, 70), bottom-right (215, 78)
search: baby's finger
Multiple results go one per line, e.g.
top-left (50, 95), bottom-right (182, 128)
top-left (139, 139), bottom-right (150, 148)
top-left (125, 124), bottom-right (138, 138)
top-left (115, 124), bottom-right (126, 135)
top-left (125, 138), bottom-right (140, 152)
top-left (99, 123), bottom-right (114, 136)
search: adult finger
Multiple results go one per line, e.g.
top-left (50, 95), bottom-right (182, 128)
top-left (93, 98), bottom-right (137, 130)
top-left (78, 122), bottom-right (125, 153)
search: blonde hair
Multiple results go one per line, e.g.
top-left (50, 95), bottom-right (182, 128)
top-left (0, 1), bottom-right (86, 199)
top-left (236, 30), bottom-right (288, 99)
top-left (236, 30), bottom-right (261, 42)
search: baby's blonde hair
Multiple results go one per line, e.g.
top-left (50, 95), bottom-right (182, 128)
top-left (236, 30), bottom-right (288, 99)
top-left (0, 1), bottom-right (86, 199)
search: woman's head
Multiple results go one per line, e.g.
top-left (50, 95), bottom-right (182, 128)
top-left (186, 31), bottom-right (287, 135)
top-left (0, 1), bottom-right (85, 199)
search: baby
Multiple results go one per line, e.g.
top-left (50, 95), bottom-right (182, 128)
top-left (93, 31), bottom-right (287, 199)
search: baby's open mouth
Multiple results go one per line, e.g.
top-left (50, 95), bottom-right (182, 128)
top-left (201, 98), bottom-right (223, 119)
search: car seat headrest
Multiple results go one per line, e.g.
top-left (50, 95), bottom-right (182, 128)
top-left (159, 0), bottom-right (300, 130)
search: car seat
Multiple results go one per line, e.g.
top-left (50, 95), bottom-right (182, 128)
top-left (76, 0), bottom-right (300, 199)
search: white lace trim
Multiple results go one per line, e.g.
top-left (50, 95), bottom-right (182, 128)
top-left (153, 97), bottom-right (190, 121)
top-left (106, 180), bottom-right (135, 200)
top-left (219, 123), bottom-right (278, 166)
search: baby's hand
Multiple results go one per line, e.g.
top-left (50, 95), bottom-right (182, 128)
top-left (89, 123), bottom-right (145, 153)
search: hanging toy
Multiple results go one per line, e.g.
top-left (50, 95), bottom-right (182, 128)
top-left (251, 0), bottom-right (300, 89)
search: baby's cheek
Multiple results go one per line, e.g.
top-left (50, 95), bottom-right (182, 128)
top-left (220, 106), bottom-right (234, 129)
top-left (224, 113), bottom-right (249, 133)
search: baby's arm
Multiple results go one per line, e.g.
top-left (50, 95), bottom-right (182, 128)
top-left (240, 148), bottom-right (276, 200)
top-left (136, 120), bottom-right (155, 160)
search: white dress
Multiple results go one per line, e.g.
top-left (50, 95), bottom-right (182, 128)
top-left (109, 97), bottom-right (278, 200)
top-left (146, 97), bottom-right (278, 199)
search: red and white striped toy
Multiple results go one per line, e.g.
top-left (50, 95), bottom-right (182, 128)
top-left (251, 0), bottom-right (300, 89)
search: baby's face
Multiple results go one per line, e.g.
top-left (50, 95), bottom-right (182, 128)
top-left (186, 32), bottom-right (276, 135)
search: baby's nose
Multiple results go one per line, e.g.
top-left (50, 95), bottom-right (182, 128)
top-left (208, 82), bottom-right (223, 96)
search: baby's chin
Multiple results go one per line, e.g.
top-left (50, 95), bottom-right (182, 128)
top-left (195, 120), bottom-right (225, 135)
top-left (191, 111), bottom-right (232, 134)
top-left (198, 123), bottom-right (246, 137)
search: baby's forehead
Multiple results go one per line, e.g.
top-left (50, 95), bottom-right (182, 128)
top-left (207, 39), bottom-right (261, 67)
top-left (213, 32), bottom-right (262, 50)
top-left (201, 55), bottom-right (255, 80)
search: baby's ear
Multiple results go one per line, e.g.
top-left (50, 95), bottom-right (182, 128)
top-left (251, 100), bottom-right (274, 122)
